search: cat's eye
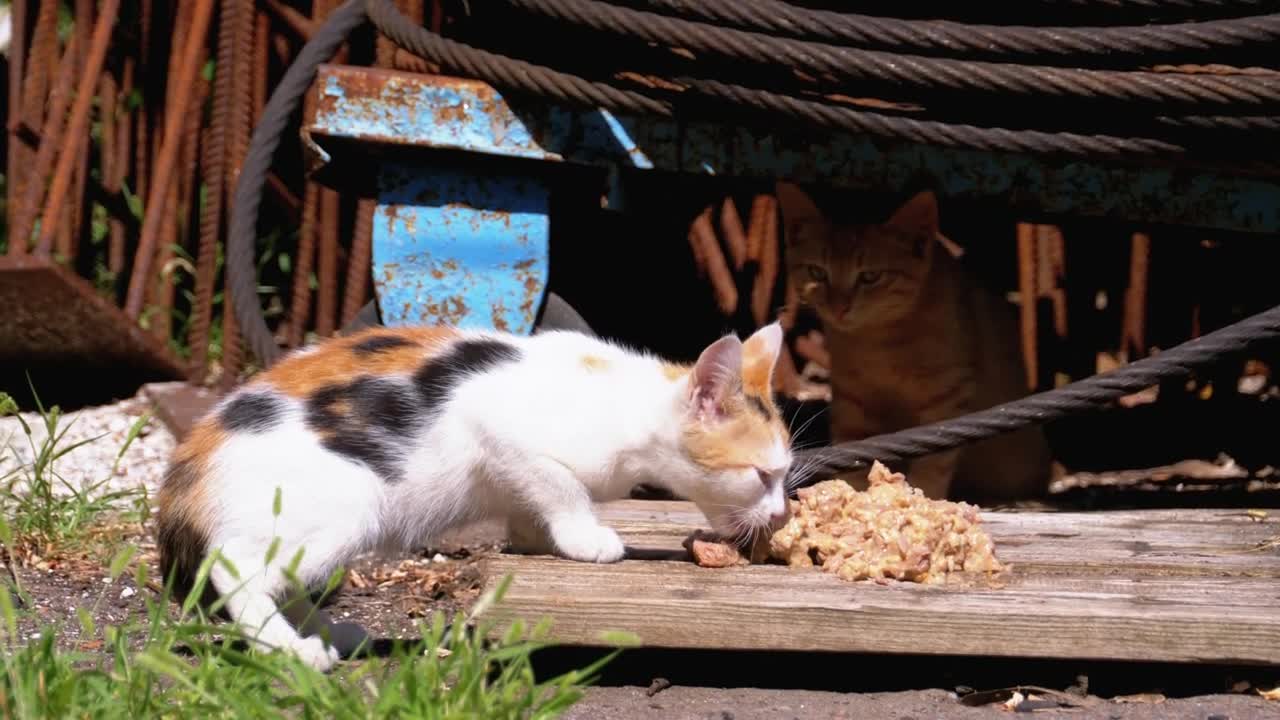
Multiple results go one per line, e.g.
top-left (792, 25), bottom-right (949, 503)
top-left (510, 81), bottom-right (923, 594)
top-left (756, 467), bottom-right (772, 487)
top-left (857, 270), bottom-right (884, 285)
top-left (806, 265), bottom-right (828, 283)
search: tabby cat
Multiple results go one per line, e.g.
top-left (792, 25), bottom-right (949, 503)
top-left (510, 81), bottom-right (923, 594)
top-left (775, 181), bottom-right (1051, 501)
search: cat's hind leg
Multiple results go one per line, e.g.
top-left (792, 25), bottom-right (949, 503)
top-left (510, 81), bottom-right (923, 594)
top-left (207, 540), bottom-right (341, 671)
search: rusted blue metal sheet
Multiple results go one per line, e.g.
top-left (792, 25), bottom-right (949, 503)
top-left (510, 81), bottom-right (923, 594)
top-left (308, 64), bottom-right (1280, 235)
top-left (371, 164), bottom-right (549, 334)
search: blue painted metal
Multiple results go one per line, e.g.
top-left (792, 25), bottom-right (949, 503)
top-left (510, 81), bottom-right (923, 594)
top-left (308, 64), bottom-right (1280, 235)
top-left (371, 163), bottom-right (550, 334)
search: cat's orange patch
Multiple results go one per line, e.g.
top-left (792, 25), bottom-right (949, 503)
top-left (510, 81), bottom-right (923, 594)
top-left (740, 349), bottom-right (774, 398)
top-left (580, 355), bottom-right (609, 372)
top-left (263, 327), bottom-right (458, 398)
top-left (661, 362), bottom-right (690, 382)
top-left (682, 395), bottom-right (790, 471)
top-left (156, 419), bottom-right (225, 595)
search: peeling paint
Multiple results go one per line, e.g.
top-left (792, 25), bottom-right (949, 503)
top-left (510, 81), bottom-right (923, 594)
top-left (371, 162), bottom-right (549, 334)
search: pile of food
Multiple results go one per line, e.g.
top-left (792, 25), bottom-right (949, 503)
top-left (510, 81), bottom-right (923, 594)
top-left (688, 461), bottom-right (1007, 584)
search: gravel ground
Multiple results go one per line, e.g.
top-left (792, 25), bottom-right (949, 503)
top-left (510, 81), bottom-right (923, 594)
top-left (0, 387), bottom-right (174, 503)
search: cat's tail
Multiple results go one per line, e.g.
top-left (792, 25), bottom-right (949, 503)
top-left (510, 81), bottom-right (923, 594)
top-left (155, 423), bottom-right (221, 610)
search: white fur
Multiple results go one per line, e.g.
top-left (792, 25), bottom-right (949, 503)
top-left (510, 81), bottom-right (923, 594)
top-left (190, 325), bottom-right (792, 670)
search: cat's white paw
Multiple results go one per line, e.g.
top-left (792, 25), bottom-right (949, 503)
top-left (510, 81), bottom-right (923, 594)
top-left (552, 522), bottom-right (626, 563)
top-left (289, 636), bottom-right (341, 672)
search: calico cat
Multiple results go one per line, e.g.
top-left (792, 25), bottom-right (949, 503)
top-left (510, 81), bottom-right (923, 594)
top-left (156, 323), bottom-right (792, 670)
top-left (774, 181), bottom-right (1051, 501)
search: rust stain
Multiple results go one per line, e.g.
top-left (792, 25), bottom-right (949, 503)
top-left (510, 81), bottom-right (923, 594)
top-left (491, 300), bottom-right (509, 332)
top-left (433, 101), bottom-right (468, 124)
top-left (419, 295), bottom-right (469, 327)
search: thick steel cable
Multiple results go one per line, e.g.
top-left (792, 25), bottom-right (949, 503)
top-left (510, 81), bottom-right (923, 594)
top-left (228, 0), bottom-right (369, 367)
top-left (368, 0), bottom-right (1262, 165)
top-left (789, 302), bottom-right (1280, 485)
top-left (501, 0), bottom-right (1280, 111)
top-left (750, 0), bottom-right (1280, 21)
top-left (365, 0), bottom-right (668, 115)
top-left (623, 0), bottom-right (1280, 64)
top-left (679, 79), bottom-right (1189, 160)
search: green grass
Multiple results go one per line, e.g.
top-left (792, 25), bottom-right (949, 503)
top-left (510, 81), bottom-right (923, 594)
top-left (0, 568), bottom-right (617, 719)
top-left (0, 383), bottom-right (150, 549)
top-left (0, 386), bottom-right (625, 717)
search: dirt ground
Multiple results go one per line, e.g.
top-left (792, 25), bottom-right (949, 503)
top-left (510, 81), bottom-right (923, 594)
top-left (568, 686), bottom-right (1276, 720)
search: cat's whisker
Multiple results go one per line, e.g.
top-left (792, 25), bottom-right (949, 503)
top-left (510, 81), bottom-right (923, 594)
top-left (789, 406), bottom-right (828, 441)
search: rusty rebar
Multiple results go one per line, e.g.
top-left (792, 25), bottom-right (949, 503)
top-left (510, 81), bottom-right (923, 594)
top-left (1123, 232), bottom-right (1152, 358)
top-left (98, 69), bottom-right (119, 265)
top-left (34, 0), bottom-right (120, 257)
top-left (688, 205), bottom-right (737, 315)
top-left (134, 0), bottom-right (154, 204)
top-left (719, 196), bottom-right (747, 270)
top-left (8, 0), bottom-right (61, 256)
top-left (189, 0), bottom-right (237, 377)
top-left (60, 0), bottom-right (96, 261)
top-left (6, 0), bottom-right (28, 237)
top-left (10, 33), bottom-right (80, 256)
top-left (343, 199), bottom-right (375, 327)
top-left (749, 195), bottom-right (778, 325)
top-left (253, 9), bottom-right (269, 122)
top-left (124, 0), bottom-right (216, 319)
top-left (227, 0), bottom-right (255, 195)
top-left (109, 58), bottom-right (134, 275)
top-left (286, 184), bottom-right (319, 347)
top-left (745, 194), bottom-right (769, 265)
top-left (1016, 222), bottom-right (1038, 390)
top-left (146, 0), bottom-right (187, 338)
top-left (18, 0), bottom-right (58, 130)
top-left (316, 188), bottom-right (340, 337)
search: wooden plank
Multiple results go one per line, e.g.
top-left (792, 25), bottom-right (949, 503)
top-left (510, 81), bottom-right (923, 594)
top-left (480, 501), bottom-right (1280, 665)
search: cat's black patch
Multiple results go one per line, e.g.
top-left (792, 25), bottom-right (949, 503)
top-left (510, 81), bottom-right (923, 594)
top-left (304, 376), bottom-right (419, 481)
top-left (345, 376), bottom-right (420, 433)
top-left (321, 433), bottom-right (402, 480)
top-left (413, 338), bottom-right (521, 409)
top-left (219, 392), bottom-right (284, 433)
top-left (352, 334), bottom-right (415, 356)
top-left (156, 459), bottom-right (216, 609)
top-left (746, 394), bottom-right (772, 420)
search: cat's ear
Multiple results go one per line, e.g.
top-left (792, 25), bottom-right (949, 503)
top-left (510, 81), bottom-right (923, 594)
top-left (774, 181), bottom-right (824, 247)
top-left (689, 335), bottom-right (743, 421)
top-left (741, 322), bottom-right (784, 396)
top-left (884, 190), bottom-right (939, 241)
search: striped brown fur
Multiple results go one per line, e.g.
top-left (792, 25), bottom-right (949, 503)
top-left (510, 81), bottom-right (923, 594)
top-left (776, 182), bottom-right (1051, 501)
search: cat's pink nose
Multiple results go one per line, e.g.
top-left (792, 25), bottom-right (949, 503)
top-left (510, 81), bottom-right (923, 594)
top-left (769, 509), bottom-right (789, 527)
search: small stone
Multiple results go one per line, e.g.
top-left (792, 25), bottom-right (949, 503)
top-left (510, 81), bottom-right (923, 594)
top-left (119, 586), bottom-right (136, 600)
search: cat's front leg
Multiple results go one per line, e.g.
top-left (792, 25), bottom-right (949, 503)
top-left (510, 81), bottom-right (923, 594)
top-left (905, 448), bottom-right (961, 500)
top-left (508, 456), bottom-right (625, 564)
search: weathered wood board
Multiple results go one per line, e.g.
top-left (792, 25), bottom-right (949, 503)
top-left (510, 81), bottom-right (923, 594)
top-left (482, 501), bottom-right (1280, 665)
